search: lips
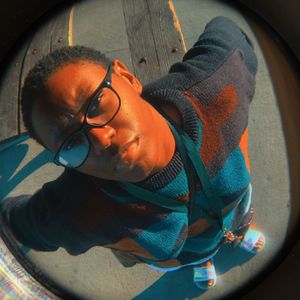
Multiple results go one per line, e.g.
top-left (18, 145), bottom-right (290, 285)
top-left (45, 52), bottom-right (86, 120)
top-left (113, 138), bottom-right (139, 171)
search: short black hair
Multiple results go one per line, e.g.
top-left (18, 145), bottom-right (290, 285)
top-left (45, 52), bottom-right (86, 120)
top-left (21, 45), bottom-right (113, 147)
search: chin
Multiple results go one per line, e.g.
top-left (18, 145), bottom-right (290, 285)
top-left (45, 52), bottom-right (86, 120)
top-left (116, 165), bottom-right (153, 183)
top-left (129, 166), bottom-right (154, 183)
top-left (80, 160), bottom-right (153, 183)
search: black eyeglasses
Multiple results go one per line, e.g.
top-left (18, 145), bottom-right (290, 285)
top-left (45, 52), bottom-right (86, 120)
top-left (53, 64), bottom-right (121, 168)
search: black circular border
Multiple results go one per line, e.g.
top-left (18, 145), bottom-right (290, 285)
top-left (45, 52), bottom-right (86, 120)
top-left (0, 1), bottom-right (299, 299)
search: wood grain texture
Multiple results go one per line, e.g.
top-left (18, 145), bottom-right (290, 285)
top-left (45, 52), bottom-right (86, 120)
top-left (50, 7), bottom-right (70, 51)
top-left (0, 41), bottom-right (29, 142)
top-left (122, 0), bottom-right (185, 85)
top-left (147, 0), bottom-right (186, 73)
top-left (19, 6), bottom-right (70, 134)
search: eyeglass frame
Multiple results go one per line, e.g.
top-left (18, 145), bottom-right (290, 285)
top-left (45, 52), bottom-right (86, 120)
top-left (53, 63), bottom-right (121, 168)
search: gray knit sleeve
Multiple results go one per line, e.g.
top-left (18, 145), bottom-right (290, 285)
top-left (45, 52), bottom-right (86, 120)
top-left (170, 16), bottom-right (258, 79)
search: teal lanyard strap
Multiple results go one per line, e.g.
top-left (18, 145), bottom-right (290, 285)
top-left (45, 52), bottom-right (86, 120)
top-left (165, 121), bottom-right (196, 219)
top-left (118, 182), bottom-right (188, 214)
top-left (170, 121), bottom-right (225, 230)
top-left (157, 109), bottom-right (224, 229)
top-left (157, 110), bottom-right (198, 213)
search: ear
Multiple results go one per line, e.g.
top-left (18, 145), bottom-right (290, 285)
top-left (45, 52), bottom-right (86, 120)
top-left (113, 59), bottom-right (142, 94)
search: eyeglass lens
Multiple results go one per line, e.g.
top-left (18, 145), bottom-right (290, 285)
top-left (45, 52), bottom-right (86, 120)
top-left (57, 131), bottom-right (90, 167)
top-left (56, 86), bottom-right (120, 167)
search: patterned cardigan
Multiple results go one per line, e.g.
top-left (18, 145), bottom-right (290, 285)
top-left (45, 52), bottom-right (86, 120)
top-left (1, 17), bottom-right (257, 268)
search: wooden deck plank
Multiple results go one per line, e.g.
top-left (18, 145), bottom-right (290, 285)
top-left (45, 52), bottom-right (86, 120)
top-left (0, 41), bottom-right (29, 142)
top-left (122, 0), bottom-right (185, 85)
top-left (122, 0), bottom-right (161, 85)
top-left (147, 0), bottom-right (186, 74)
top-left (72, 0), bottom-right (134, 73)
top-left (19, 23), bottom-right (56, 134)
top-left (50, 7), bottom-right (70, 51)
top-left (19, 7), bottom-right (70, 133)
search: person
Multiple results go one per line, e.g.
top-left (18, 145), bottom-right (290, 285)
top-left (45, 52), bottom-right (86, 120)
top-left (0, 16), bottom-right (265, 290)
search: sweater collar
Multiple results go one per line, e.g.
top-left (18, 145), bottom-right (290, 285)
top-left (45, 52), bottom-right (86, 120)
top-left (137, 88), bottom-right (200, 191)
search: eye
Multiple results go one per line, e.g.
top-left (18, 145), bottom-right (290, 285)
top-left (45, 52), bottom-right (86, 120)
top-left (63, 137), bottom-right (78, 151)
top-left (88, 92), bottom-right (103, 116)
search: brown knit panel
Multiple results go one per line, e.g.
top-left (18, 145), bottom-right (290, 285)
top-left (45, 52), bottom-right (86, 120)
top-left (183, 84), bottom-right (238, 167)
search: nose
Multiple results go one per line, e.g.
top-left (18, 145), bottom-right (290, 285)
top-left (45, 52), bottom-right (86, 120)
top-left (87, 126), bottom-right (116, 155)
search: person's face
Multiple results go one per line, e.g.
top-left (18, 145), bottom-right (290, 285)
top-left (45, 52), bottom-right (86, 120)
top-left (31, 60), bottom-right (170, 182)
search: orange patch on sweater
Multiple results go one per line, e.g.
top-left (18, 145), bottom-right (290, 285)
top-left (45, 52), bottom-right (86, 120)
top-left (106, 238), bottom-right (157, 260)
top-left (184, 84), bottom-right (238, 166)
top-left (154, 259), bottom-right (182, 268)
top-left (239, 129), bottom-right (251, 172)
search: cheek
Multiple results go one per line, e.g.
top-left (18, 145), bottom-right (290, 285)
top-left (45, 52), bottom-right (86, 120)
top-left (119, 101), bottom-right (138, 124)
top-left (122, 104), bottom-right (156, 147)
top-left (78, 154), bottom-right (107, 174)
top-left (114, 104), bottom-right (143, 137)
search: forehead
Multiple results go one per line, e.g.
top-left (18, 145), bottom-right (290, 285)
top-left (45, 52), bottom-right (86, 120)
top-left (44, 60), bottom-right (109, 115)
top-left (46, 61), bottom-right (106, 101)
